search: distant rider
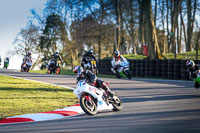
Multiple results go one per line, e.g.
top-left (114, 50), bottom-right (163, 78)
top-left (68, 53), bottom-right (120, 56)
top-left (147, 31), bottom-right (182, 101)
top-left (21, 51), bottom-right (32, 71)
top-left (186, 60), bottom-right (200, 79)
top-left (4, 57), bottom-right (9, 63)
top-left (111, 50), bottom-right (128, 77)
top-left (48, 55), bottom-right (56, 70)
top-left (81, 49), bottom-right (97, 70)
top-left (73, 65), bottom-right (114, 98)
top-left (52, 51), bottom-right (63, 67)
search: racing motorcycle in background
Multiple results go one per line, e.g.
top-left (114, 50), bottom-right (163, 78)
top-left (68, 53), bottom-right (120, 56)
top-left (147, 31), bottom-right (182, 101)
top-left (83, 57), bottom-right (98, 75)
top-left (73, 80), bottom-right (123, 115)
top-left (21, 60), bottom-right (32, 72)
top-left (189, 69), bottom-right (200, 88)
top-left (111, 60), bottom-right (132, 79)
top-left (47, 60), bottom-right (61, 75)
top-left (3, 59), bottom-right (9, 69)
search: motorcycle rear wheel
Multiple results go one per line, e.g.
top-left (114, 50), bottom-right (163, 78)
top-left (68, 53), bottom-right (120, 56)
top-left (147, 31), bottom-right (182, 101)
top-left (80, 95), bottom-right (97, 115)
top-left (56, 66), bottom-right (60, 75)
top-left (112, 95), bottom-right (123, 111)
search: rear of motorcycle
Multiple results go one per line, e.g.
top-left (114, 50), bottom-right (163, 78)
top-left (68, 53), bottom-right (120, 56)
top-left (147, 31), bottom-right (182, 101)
top-left (4, 62), bottom-right (8, 69)
top-left (25, 62), bottom-right (32, 72)
top-left (56, 61), bottom-right (61, 75)
top-left (194, 73), bottom-right (200, 88)
top-left (91, 60), bottom-right (98, 75)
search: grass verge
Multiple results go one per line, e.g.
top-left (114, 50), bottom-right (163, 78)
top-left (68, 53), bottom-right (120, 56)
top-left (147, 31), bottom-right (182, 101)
top-left (0, 75), bottom-right (78, 120)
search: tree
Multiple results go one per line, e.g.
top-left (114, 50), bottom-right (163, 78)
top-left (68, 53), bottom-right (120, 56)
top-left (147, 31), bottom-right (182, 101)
top-left (143, 0), bottom-right (162, 59)
top-left (39, 14), bottom-right (67, 68)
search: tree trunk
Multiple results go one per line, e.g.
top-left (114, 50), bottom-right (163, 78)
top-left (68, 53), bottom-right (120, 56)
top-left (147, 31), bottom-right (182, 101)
top-left (166, 0), bottom-right (170, 53)
top-left (138, 0), bottom-right (145, 46)
top-left (187, 0), bottom-right (192, 51)
top-left (161, 0), bottom-right (166, 53)
top-left (114, 0), bottom-right (120, 51)
top-left (144, 0), bottom-right (162, 59)
top-left (154, 0), bottom-right (157, 27)
top-left (186, 0), bottom-right (197, 52)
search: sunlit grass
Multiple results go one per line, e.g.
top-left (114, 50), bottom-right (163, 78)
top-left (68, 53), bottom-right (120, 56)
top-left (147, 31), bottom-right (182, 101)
top-left (0, 76), bottom-right (78, 119)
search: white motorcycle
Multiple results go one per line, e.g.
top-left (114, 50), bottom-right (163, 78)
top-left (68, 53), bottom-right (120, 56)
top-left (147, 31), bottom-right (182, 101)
top-left (111, 60), bottom-right (132, 79)
top-left (73, 80), bottom-right (123, 115)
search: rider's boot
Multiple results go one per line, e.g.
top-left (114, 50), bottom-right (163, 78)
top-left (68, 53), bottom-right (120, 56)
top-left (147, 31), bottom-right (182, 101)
top-left (105, 86), bottom-right (115, 98)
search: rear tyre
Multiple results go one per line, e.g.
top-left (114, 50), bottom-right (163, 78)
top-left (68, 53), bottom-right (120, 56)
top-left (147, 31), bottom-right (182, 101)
top-left (112, 95), bottom-right (123, 111)
top-left (56, 66), bottom-right (61, 75)
top-left (80, 95), bottom-right (97, 115)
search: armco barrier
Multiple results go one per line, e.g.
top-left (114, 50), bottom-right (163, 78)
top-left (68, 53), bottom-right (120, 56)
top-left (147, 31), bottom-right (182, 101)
top-left (97, 59), bottom-right (191, 80)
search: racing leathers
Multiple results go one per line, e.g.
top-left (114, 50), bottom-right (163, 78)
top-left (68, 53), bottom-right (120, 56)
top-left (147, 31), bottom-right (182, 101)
top-left (111, 55), bottom-right (128, 76)
top-left (21, 55), bottom-right (32, 71)
top-left (81, 53), bottom-right (97, 70)
top-left (53, 53), bottom-right (63, 66)
top-left (187, 64), bottom-right (200, 79)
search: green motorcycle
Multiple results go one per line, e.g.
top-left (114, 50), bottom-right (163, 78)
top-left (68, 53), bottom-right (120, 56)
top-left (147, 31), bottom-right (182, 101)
top-left (4, 60), bottom-right (9, 69)
top-left (194, 72), bottom-right (200, 88)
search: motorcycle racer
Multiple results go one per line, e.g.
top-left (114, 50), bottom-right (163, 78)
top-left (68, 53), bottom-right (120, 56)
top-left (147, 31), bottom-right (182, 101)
top-left (73, 65), bottom-right (114, 97)
top-left (186, 60), bottom-right (200, 79)
top-left (111, 50), bottom-right (128, 77)
top-left (81, 49), bottom-right (97, 70)
top-left (47, 55), bottom-right (56, 70)
top-left (21, 51), bottom-right (32, 72)
top-left (52, 51), bottom-right (63, 67)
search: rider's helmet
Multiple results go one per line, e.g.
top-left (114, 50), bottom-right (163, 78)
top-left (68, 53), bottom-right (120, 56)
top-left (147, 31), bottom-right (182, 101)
top-left (114, 50), bottom-right (120, 58)
top-left (73, 65), bottom-right (83, 76)
top-left (55, 51), bottom-right (59, 56)
top-left (87, 49), bottom-right (93, 56)
top-left (28, 51), bottom-right (31, 56)
top-left (186, 60), bottom-right (195, 69)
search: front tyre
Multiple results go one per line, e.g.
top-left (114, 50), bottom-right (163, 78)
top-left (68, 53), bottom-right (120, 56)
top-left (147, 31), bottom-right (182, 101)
top-left (194, 81), bottom-right (199, 89)
top-left (80, 95), bottom-right (97, 115)
top-left (112, 95), bottom-right (123, 111)
top-left (124, 70), bottom-right (131, 79)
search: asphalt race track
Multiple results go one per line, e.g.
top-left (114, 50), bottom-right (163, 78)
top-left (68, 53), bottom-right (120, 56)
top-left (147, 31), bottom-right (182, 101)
top-left (0, 68), bottom-right (200, 133)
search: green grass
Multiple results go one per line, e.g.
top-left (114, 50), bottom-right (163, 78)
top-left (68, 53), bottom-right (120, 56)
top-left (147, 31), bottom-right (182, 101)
top-left (0, 76), bottom-right (78, 119)
top-left (30, 69), bottom-right (74, 75)
top-left (103, 54), bottom-right (147, 60)
top-left (103, 51), bottom-right (200, 60)
top-left (163, 51), bottom-right (200, 60)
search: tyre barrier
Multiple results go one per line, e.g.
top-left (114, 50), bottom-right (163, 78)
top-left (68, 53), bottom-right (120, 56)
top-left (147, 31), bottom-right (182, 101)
top-left (97, 59), bottom-right (191, 80)
top-left (168, 59), bottom-right (174, 79)
top-left (156, 59), bottom-right (162, 78)
top-left (162, 60), bottom-right (168, 79)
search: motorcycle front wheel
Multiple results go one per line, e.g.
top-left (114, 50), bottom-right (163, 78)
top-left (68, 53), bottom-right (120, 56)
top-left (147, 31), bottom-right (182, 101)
top-left (124, 70), bottom-right (132, 79)
top-left (80, 95), bottom-right (97, 115)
